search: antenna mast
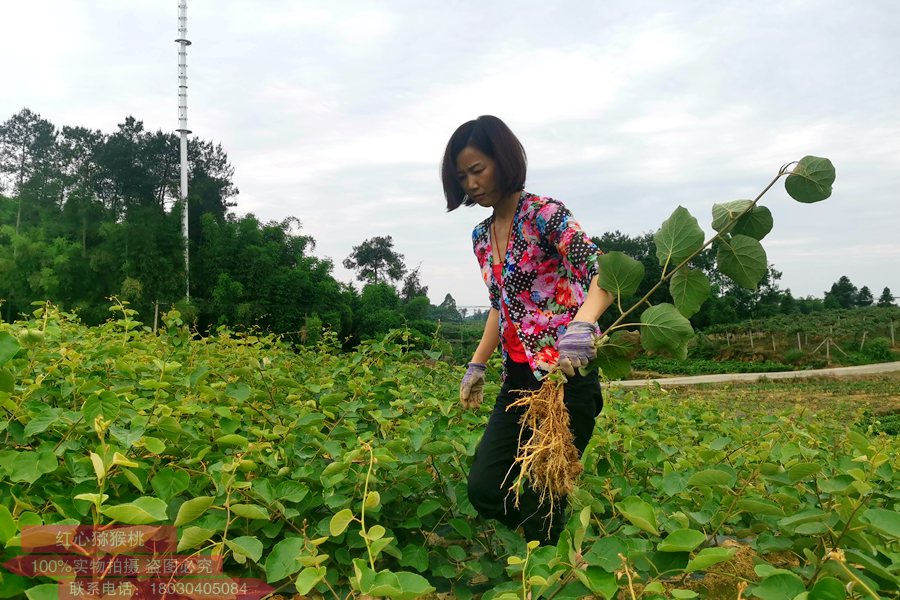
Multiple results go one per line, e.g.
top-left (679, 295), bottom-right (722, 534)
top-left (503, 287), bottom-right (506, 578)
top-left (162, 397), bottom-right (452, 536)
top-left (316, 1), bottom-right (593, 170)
top-left (175, 0), bottom-right (192, 299)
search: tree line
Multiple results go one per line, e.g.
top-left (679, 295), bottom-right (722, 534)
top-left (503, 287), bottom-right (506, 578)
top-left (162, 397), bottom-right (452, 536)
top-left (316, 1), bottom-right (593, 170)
top-left (0, 108), bottom-right (466, 344)
top-left (1, 108), bottom-right (893, 347)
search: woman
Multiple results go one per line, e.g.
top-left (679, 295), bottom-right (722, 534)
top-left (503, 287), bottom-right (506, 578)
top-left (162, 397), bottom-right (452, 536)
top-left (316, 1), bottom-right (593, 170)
top-left (441, 115), bottom-right (614, 545)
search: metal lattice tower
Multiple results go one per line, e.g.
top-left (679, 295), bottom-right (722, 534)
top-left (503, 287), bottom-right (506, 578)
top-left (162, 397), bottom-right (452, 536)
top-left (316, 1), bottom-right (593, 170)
top-left (175, 0), bottom-right (192, 299)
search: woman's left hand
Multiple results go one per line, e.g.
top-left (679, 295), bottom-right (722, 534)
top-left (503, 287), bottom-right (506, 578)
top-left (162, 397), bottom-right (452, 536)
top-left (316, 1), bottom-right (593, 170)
top-left (556, 320), bottom-right (599, 377)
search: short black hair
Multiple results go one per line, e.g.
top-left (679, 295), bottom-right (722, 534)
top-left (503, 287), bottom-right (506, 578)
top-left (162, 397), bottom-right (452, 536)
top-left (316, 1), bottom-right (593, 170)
top-left (440, 115), bottom-right (527, 211)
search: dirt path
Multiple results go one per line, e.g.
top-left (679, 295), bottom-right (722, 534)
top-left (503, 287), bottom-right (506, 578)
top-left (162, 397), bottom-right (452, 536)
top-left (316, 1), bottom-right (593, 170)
top-left (611, 361), bottom-right (900, 388)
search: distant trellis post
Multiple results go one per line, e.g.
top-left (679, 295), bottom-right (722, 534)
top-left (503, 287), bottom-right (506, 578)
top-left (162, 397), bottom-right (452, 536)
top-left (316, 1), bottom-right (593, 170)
top-left (796, 331), bottom-right (802, 351)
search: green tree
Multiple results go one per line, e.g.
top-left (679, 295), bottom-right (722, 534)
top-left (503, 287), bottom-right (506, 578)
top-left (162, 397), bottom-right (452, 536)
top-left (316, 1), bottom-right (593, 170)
top-left (779, 288), bottom-right (798, 314)
top-left (0, 108), bottom-right (60, 234)
top-left (400, 266), bottom-right (429, 302)
top-left (855, 285), bottom-right (874, 307)
top-left (354, 282), bottom-right (404, 339)
top-left (343, 236), bottom-right (407, 285)
top-left (824, 275), bottom-right (857, 309)
top-left (432, 293), bottom-right (461, 322)
top-left (877, 287), bottom-right (895, 307)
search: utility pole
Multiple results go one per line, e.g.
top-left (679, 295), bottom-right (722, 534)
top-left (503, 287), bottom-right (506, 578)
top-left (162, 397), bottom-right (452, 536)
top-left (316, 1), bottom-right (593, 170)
top-left (175, 0), bottom-right (192, 299)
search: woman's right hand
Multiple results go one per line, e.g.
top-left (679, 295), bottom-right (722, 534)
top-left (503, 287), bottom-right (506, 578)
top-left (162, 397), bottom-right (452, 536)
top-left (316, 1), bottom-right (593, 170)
top-left (460, 362), bottom-right (487, 409)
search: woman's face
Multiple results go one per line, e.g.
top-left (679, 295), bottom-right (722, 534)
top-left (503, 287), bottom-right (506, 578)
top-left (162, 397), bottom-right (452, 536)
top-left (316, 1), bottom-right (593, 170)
top-left (455, 146), bottom-right (503, 208)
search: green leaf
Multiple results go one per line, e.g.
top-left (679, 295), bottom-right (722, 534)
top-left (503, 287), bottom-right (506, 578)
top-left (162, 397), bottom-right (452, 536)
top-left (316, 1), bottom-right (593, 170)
top-left (669, 268), bottom-right (710, 318)
top-left (100, 497), bottom-right (168, 524)
top-left (597, 252), bottom-right (645, 300)
top-left (751, 572), bottom-right (806, 600)
top-left (215, 433), bottom-right (249, 449)
top-left (230, 503), bottom-right (269, 520)
top-left (150, 467), bottom-right (190, 501)
top-left (654, 206), bottom-right (705, 272)
top-left (415, 499), bottom-right (441, 518)
top-left (24, 583), bottom-right (58, 600)
top-left (574, 566), bottom-right (618, 599)
top-left (73, 493), bottom-right (108, 505)
top-left (364, 570), bottom-right (401, 596)
top-left (362, 524), bottom-right (386, 541)
top-left (226, 535), bottom-right (263, 563)
top-left (393, 570), bottom-right (437, 599)
top-left (711, 199), bottom-right (754, 233)
top-left (364, 491), bottom-right (381, 510)
top-left (732, 205), bottom-right (774, 240)
top-left (671, 591), bottom-right (699, 599)
top-left (226, 382), bottom-right (251, 402)
top-left (399, 544), bottom-right (429, 572)
top-left (330, 508), bottom-right (354, 536)
top-left (591, 331), bottom-right (640, 380)
top-left (785, 155), bottom-right (835, 203)
top-left (584, 536), bottom-right (628, 573)
top-left (658, 529), bottom-right (706, 552)
top-left (685, 547), bottom-right (736, 573)
top-left (5, 450), bottom-right (58, 484)
top-left (174, 496), bottom-right (215, 526)
top-left (139, 436), bottom-right (166, 454)
top-left (265, 537), bottom-right (305, 583)
top-left (842, 549), bottom-right (897, 587)
top-left (24, 408), bottom-right (61, 438)
top-left (176, 526), bottom-right (215, 551)
top-left (859, 507), bottom-right (900, 539)
top-left (0, 368), bottom-right (14, 393)
top-left (450, 517), bottom-right (473, 539)
top-left (0, 332), bottom-right (21, 366)
top-left (0, 505), bottom-right (15, 544)
top-left (716, 234), bottom-right (767, 290)
top-left (82, 390), bottom-right (121, 424)
top-left (640, 303), bottom-right (693, 359)
top-left (615, 496), bottom-right (658, 535)
top-left (787, 462), bottom-right (821, 483)
top-left (688, 469), bottom-right (736, 488)
top-left (736, 497), bottom-right (784, 517)
top-left (295, 566), bottom-right (327, 594)
top-left (808, 577), bottom-right (846, 600)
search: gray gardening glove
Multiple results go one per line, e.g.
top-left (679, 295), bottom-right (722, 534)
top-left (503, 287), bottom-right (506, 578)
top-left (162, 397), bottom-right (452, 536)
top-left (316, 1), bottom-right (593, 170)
top-left (556, 321), bottom-right (599, 377)
top-left (459, 362), bottom-right (487, 409)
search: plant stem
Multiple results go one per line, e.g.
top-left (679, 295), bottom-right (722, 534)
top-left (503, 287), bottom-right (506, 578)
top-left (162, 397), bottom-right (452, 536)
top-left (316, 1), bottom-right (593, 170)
top-left (361, 441), bottom-right (376, 572)
top-left (705, 465), bottom-right (761, 546)
top-left (599, 169), bottom-right (786, 340)
top-left (835, 560), bottom-right (879, 599)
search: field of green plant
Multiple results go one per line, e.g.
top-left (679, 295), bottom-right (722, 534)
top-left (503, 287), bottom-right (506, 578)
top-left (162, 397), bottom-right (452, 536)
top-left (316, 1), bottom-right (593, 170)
top-left (1, 304), bottom-right (898, 599)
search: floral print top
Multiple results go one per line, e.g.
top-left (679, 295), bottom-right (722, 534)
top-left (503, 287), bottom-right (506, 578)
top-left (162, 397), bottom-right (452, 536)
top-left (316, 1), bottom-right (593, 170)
top-left (473, 191), bottom-right (601, 380)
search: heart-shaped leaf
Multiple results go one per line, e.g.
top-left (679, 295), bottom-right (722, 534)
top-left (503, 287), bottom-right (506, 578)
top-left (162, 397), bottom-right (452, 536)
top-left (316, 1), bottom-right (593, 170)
top-left (670, 268), bottom-right (710, 318)
top-left (597, 252), bottom-right (645, 300)
top-left (716, 234), bottom-right (767, 290)
top-left (658, 529), bottom-right (706, 552)
top-left (732, 205), bottom-right (774, 240)
top-left (785, 155), bottom-right (835, 203)
top-left (589, 330), bottom-right (640, 380)
top-left (640, 304), bottom-right (693, 359)
top-left (654, 206), bottom-right (705, 272)
top-left (615, 496), bottom-right (658, 535)
top-left (711, 200), bottom-right (754, 233)
top-left (685, 547), bottom-right (736, 573)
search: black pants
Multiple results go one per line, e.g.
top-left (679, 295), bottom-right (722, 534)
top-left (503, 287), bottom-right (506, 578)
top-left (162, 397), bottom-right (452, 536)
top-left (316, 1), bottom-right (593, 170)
top-left (467, 358), bottom-right (603, 545)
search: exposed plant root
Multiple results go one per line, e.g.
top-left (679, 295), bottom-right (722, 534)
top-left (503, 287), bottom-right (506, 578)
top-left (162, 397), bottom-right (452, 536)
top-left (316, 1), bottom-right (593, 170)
top-left (504, 377), bottom-right (582, 525)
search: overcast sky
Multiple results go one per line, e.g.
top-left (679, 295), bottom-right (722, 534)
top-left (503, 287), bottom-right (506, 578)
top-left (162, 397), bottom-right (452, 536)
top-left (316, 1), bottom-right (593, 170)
top-left (3, 0), bottom-right (898, 308)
